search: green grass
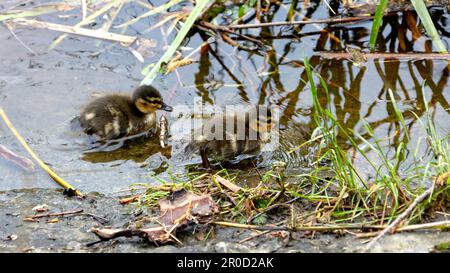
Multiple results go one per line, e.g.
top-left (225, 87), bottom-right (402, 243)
top-left (140, 0), bottom-right (211, 85)
top-left (370, 0), bottom-right (447, 53)
top-left (303, 58), bottom-right (449, 225)
top-left (369, 0), bottom-right (388, 51)
top-left (410, 0), bottom-right (448, 53)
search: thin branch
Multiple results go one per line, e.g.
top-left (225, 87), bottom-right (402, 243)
top-left (3, 21), bottom-right (36, 54)
top-left (25, 209), bottom-right (84, 219)
top-left (12, 18), bottom-right (137, 46)
top-left (319, 52), bottom-right (450, 60)
top-left (227, 15), bottom-right (376, 29)
top-left (198, 21), bottom-right (267, 48)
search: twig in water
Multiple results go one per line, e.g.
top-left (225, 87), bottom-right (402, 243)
top-left (0, 107), bottom-right (82, 196)
top-left (12, 18), bottom-right (137, 46)
top-left (318, 52), bottom-right (450, 60)
top-left (227, 15), bottom-right (376, 29)
top-left (3, 21), bottom-right (36, 54)
top-left (81, 0), bottom-right (87, 21)
top-left (198, 21), bottom-right (267, 48)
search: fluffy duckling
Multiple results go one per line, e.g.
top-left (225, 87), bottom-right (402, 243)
top-left (79, 85), bottom-right (173, 141)
top-left (185, 106), bottom-right (275, 168)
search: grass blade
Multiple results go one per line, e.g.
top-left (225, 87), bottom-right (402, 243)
top-left (140, 0), bottom-right (210, 86)
top-left (369, 0), bottom-right (388, 51)
top-left (410, 0), bottom-right (447, 53)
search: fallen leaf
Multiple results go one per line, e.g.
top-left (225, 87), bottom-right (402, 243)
top-left (158, 189), bottom-right (218, 226)
top-left (46, 218), bottom-right (59, 223)
top-left (165, 52), bottom-right (195, 74)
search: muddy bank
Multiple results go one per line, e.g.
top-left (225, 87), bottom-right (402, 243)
top-left (0, 188), bottom-right (448, 253)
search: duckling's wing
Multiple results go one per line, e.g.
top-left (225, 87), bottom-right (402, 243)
top-left (79, 96), bottom-right (131, 140)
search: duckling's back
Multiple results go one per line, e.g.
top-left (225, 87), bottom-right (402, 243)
top-left (185, 112), bottom-right (269, 161)
top-left (79, 94), bottom-right (133, 140)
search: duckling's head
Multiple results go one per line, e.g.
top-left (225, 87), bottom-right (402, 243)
top-left (132, 85), bottom-right (173, 114)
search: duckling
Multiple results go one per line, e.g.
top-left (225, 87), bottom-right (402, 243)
top-left (185, 106), bottom-right (275, 169)
top-left (78, 85), bottom-right (173, 141)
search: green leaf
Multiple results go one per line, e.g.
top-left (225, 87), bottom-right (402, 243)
top-left (369, 0), bottom-right (388, 51)
top-left (410, 0), bottom-right (447, 53)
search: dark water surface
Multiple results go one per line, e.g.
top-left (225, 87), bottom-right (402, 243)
top-left (0, 1), bottom-right (448, 194)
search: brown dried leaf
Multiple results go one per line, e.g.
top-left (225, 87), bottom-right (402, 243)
top-left (119, 195), bottom-right (140, 205)
top-left (213, 175), bottom-right (242, 193)
top-left (436, 172), bottom-right (450, 187)
top-left (158, 189), bottom-right (218, 226)
top-left (165, 53), bottom-right (195, 75)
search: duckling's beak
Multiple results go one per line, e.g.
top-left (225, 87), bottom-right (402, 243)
top-left (161, 103), bottom-right (173, 112)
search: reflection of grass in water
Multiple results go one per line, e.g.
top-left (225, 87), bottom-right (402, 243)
top-left (303, 57), bottom-right (449, 224)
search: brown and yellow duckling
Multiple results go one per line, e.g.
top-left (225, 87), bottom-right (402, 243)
top-left (185, 106), bottom-right (275, 169)
top-left (78, 85), bottom-right (173, 141)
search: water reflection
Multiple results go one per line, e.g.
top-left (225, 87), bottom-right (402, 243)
top-left (80, 1), bottom-right (449, 172)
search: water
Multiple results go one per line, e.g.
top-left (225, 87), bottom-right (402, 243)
top-left (0, 0), bottom-right (448, 194)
